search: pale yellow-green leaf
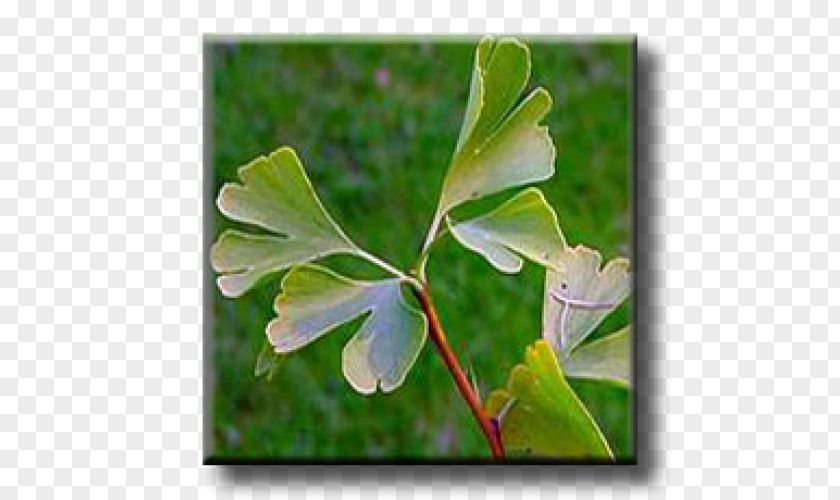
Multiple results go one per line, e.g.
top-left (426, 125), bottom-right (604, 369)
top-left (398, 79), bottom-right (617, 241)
top-left (485, 340), bottom-right (613, 459)
top-left (441, 87), bottom-right (555, 213)
top-left (448, 187), bottom-right (566, 273)
top-left (211, 147), bottom-right (358, 297)
top-left (267, 265), bottom-right (427, 395)
top-left (431, 36), bottom-right (556, 232)
top-left (563, 326), bottom-right (631, 388)
top-left (543, 245), bottom-right (631, 356)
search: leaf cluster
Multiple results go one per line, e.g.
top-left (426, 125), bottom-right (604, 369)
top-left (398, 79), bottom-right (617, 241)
top-left (211, 36), bottom-right (632, 459)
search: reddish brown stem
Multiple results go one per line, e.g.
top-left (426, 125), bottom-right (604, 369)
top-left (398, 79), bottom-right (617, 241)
top-left (412, 283), bottom-right (504, 459)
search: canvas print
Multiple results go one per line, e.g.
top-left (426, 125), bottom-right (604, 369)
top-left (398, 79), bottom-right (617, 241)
top-left (205, 36), bottom-right (634, 463)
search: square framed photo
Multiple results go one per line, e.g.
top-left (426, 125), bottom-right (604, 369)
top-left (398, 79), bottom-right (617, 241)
top-left (204, 36), bottom-right (635, 463)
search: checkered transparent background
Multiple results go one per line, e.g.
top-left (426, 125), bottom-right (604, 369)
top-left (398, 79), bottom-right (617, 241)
top-left (2, 0), bottom-right (837, 496)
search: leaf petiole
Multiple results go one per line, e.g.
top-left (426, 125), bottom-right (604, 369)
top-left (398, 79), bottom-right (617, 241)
top-left (413, 224), bottom-right (451, 280)
top-left (355, 249), bottom-right (423, 291)
top-left (421, 212), bottom-right (443, 256)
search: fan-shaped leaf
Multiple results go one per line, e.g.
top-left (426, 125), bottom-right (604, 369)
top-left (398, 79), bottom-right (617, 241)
top-left (563, 325), bottom-right (631, 387)
top-left (448, 187), bottom-right (566, 273)
top-left (485, 340), bottom-right (613, 459)
top-left (543, 245), bottom-right (631, 356)
top-left (266, 265), bottom-right (427, 395)
top-left (430, 36), bottom-right (555, 235)
top-left (211, 147), bottom-right (359, 297)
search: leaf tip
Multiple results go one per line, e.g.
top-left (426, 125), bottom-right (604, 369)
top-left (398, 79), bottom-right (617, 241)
top-left (268, 145), bottom-right (300, 166)
top-left (605, 256), bottom-right (631, 274)
top-left (215, 183), bottom-right (236, 218)
top-left (342, 351), bottom-right (377, 396)
top-left (497, 36), bottom-right (531, 58)
top-left (265, 318), bottom-right (300, 355)
top-left (208, 237), bottom-right (225, 273)
top-left (216, 274), bottom-right (245, 298)
top-left (496, 258), bottom-right (524, 274)
top-left (532, 86), bottom-right (553, 107)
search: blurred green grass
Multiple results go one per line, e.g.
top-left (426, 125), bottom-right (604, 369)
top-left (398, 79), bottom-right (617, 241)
top-left (208, 38), bottom-right (633, 460)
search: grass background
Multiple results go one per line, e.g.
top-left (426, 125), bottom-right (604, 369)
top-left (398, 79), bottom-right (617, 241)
top-left (207, 38), bottom-right (633, 460)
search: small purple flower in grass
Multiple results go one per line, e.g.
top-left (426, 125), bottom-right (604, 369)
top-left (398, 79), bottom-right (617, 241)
top-left (374, 68), bottom-right (390, 88)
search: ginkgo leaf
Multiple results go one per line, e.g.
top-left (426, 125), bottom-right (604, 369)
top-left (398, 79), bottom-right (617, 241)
top-left (448, 187), bottom-right (566, 273)
top-left (442, 89), bottom-right (555, 214)
top-left (543, 245), bottom-right (631, 357)
top-left (485, 340), bottom-right (613, 460)
top-left (266, 264), bottom-right (427, 395)
top-left (211, 147), bottom-right (359, 297)
top-left (563, 325), bottom-right (631, 388)
top-left (425, 36), bottom-right (556, 251)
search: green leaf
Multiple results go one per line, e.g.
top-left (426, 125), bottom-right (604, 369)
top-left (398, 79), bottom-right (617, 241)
top-left (211, 147), bottom-right (359, 297)
top-left (485, 340), bottom-right (613, 460)
top-left (254, 340), bottom-right (282, 381)
top-left (448, 187), bottom-right (566, 273)
top-left (430, 36), bottom-right (555, 233)
top-left (563, 326), bottom-right (631, 388)
top-left (543, 245), bottom-right (631, 356)
top-left (266, 264), bottom-right (427, 395)
top-left (442, 88), bottom-right (554, 214)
